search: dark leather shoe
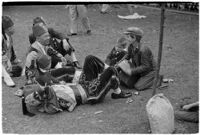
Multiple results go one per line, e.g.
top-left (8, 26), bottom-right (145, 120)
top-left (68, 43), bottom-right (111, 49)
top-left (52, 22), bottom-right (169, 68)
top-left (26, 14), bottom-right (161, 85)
top-left (73, 61), bottom-right (82, 69)
top-left (86, 30), bottom-right (91, 35)
top-left (111, 91), bottom-right (132, 99)
top-left (67, 33), bottom-right (77, 36)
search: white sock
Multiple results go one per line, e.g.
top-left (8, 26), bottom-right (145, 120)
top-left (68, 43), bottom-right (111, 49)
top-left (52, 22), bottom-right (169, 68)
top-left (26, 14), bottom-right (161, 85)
top-left (104, 63), bottom-right (109, 69)
top-left (71, 52), bottom-right (77, 62)
top-left (113, 87), bottom-right (121, 94)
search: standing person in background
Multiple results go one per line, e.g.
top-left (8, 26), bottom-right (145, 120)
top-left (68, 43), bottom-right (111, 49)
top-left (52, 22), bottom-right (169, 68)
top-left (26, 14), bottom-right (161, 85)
top-left (28, 17), bottom-right (82, 69)
top-left (100, 4), bottom-right (111, 14)
top-left (66, 5), bottom-right (91, 36)
top-left (2, 15), bottom-right (22, 87)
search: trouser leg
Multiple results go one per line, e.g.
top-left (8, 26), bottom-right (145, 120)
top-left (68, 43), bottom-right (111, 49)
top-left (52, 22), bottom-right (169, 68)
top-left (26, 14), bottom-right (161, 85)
top-left (83, 55), bottom-right (105, 81)
top-left (134, 71), bottom-right (155, 91)
top-left (87, 67), bottom-right (118, 104)
top-left (81, 17), bottom-right (90, 31)
top-left (175, 110), bottom-right (199, 123)
top-left (134, 71), bottom-right (163, 91)
top-left (10, 45), bottom-right (17, 62)
top-left (77, 5), bottom-right (90, 32)
top-left (69, 5), bottom-right (78, 34)
top-left (50, 67), bottom-right (75, 82)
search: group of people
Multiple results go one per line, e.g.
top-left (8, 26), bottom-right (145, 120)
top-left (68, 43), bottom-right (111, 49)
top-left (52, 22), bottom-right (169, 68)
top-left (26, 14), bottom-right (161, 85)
top-left (3, 5), bottom-right (165, 116)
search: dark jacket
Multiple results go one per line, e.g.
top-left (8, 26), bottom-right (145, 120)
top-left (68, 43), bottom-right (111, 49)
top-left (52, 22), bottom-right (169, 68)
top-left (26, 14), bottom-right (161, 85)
top-left (126, 44), bottom-right (156, 77)
top-left (29, 27), bottom-right (69, 44)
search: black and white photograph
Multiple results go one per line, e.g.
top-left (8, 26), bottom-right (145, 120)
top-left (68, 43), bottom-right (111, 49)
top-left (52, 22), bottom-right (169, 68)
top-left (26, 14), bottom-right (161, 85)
top-left (2, 1), bottom-right (199, 134)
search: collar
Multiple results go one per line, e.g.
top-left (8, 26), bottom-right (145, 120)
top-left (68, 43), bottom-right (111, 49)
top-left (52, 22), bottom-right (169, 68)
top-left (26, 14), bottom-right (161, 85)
top-left (33, 41), bottom-right (47, 55)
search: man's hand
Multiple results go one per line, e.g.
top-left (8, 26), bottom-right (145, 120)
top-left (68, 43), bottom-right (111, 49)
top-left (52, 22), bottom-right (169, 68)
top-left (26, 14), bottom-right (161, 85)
top-left (182, 102), bottom-right (199, 111)
top-left (56, 53), bottom-right (67, 65)
top-left (57, 53), bottom-right (63, 58)
top-left (63, 39), bottom-right (70, 51)
top-left (61, 57), bottom-right (67, 65)
top-left (59, 80), bottom-right (66, 85)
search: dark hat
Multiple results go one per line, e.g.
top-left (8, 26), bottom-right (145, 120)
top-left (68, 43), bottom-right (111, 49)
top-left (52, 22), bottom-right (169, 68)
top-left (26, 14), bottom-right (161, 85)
top-left (32, 23), bottom-right (48, 37)
top-left (37, 55), bottom-right (51, 70)
top-left (124, 27), bottom-right (143, 37)
top-left (33, 16), bottom-right (46, 25)
top-left (2, 15), bottom-right (14, 30)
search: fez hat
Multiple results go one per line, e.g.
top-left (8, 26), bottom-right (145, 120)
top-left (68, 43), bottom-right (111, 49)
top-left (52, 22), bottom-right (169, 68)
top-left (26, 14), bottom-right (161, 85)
top-left (33, 16), bottom-right (46, 25)
top-left (32, 23), bottom-right (48, 37)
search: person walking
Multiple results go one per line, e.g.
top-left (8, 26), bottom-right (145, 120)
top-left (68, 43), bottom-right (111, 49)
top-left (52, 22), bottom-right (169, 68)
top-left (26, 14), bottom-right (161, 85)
top-left (66, 5), bottom-right (91, 36)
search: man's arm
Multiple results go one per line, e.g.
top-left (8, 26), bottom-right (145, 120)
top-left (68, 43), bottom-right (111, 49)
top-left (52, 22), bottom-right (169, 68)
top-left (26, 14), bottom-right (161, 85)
top-left (46, 46), bottom-right (67, 64)
top-left (183, 102), bottom-right (199, 110)
top-left (25, 51), bottom-right (38, 68)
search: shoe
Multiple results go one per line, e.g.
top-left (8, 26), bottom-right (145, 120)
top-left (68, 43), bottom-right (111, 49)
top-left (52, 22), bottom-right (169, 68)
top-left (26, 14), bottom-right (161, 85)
top-left (86, 30), bottom-right (91, 35)
top-left (111, 91), bottom-right (132, 99)
top-left (73, 61), bottom-right (82, 69)
top-left (67, 33), bottom-right (77, 36)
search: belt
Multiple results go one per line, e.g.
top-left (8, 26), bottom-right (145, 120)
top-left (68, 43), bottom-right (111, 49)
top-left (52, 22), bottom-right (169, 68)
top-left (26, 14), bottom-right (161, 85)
top-left (70, 85), bottom-right (82, 105)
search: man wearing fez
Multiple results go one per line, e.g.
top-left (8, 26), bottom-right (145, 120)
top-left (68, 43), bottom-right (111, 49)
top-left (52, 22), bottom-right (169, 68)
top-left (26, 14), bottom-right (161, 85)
top-left (29, 17), bottom-right (81, 69)
top-left (25, 23), bottom-right (73, 85)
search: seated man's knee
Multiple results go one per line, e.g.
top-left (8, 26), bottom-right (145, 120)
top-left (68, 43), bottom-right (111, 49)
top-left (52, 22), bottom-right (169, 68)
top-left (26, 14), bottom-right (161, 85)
top-left (85, 55), bottom-right (96, 61)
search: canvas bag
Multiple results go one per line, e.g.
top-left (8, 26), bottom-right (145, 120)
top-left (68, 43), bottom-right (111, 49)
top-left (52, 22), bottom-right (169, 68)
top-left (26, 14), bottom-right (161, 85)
top-left (146, 93), bottom-right (174, 133)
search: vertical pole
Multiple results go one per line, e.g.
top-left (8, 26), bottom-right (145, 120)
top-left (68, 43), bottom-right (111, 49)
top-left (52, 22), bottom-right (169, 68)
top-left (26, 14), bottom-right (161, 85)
top-left (152, 3), bottom-right (166, 96)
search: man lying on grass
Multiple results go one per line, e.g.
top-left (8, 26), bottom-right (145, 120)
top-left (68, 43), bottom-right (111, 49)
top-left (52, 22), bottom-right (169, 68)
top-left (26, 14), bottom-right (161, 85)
top-left (15, 55), bottom-right (132, 116)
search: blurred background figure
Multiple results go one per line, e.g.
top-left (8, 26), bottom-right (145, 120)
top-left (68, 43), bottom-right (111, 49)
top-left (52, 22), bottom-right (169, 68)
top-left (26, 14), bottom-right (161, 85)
top-left (66, 5), bottom-right (91, 36)
top-left (100, 4), bottom-right (111, 14)
top-left (2, 15), bottom-right (22, 87)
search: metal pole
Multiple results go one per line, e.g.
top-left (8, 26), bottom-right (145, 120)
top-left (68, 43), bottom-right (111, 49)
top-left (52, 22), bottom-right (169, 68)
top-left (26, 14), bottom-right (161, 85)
top-left (152, 3), bottom-right (166, 96)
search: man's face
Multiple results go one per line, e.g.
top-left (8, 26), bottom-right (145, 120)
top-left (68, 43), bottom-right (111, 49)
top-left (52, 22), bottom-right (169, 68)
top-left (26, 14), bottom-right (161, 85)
top-left (38, 32), bottom-right (50, 46)
top-left (5, 26), bottom-right (15, 35)
top-left (126, 34), bottom-right (136, 44)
